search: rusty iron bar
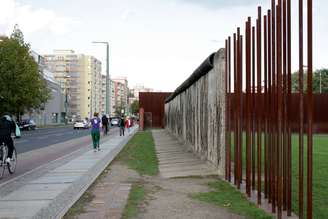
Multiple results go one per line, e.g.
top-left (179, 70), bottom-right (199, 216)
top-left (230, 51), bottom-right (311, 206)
top-left (236, 27), bottom-right (242, 189)
top-left (233, 33), bottom-right (238, 186)
top-left (282, 0), bottom-right (288, 211)
top-left (264, 14), bottom-right (268, 200)
top-left (267, 9), bottom-right (273, 204)
top-left (256, 6), bottom-right (262, 205)
top-left (287, 0), bottom-right (292, 215)
top-left (251, 25), bottom-right (256, 191)
top-left (271, 0), bottom-right (277, 213)
top-left (307, 0), bottom-right (313, 218)
top-left (277, 1), bottom-right (283, 218)
top-left (239, 34), bottom-right (243, 189)
top-left (228, 36), bottom-right (232, 182)
top-left (246, 18), bottom-right (252, 197)
top-left (225, 39), bottom-right (229, 181)
top-left (223, 0), bottom-right (313, 217)
top-left (299, 0), bottom-right (304, 217)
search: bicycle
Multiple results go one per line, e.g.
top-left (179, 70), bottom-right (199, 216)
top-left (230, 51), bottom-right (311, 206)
top-left (0, 141), bottom-right (17, 179)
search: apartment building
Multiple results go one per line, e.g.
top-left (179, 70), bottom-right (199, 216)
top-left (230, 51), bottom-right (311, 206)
top-left (44, 50), bottom-right (102, 120)
top-left (112, 77), bottom-right (128, 116)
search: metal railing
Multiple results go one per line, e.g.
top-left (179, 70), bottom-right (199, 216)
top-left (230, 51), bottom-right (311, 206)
top-left (224, 0), bottom-right (313, 218)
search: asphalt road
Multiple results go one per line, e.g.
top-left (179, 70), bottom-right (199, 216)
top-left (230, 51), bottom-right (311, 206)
top-left (15, 126), bottom-right (109, 154)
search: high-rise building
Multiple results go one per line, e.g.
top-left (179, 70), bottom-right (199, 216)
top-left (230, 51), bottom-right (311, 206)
top-left (112, 77), bottom-right (128, 116)
top-left (44, 50), bottom-right (102, 120)
top-left (100, 74), bottom-right (106, 116)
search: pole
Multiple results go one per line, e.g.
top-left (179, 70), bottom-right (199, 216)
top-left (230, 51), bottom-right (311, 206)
top-left (106, 43), bottom-right (110, 116)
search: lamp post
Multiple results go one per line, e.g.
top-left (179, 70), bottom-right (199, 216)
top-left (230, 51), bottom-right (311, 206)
top-left (92, 41), bottom-right (110, 116)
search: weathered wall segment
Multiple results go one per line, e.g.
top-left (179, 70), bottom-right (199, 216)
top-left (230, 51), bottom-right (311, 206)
top-left (165, 49), bottom-right (226, 175)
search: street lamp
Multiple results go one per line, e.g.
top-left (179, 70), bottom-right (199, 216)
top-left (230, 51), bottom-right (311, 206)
top-left (92, 41), bottom-right (110, 116)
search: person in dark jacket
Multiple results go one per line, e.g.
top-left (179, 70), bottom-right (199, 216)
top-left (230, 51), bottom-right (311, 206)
top-left (119, 116), bottom-right (125, 136)
top-left (101, 114), bottom-right (109, 135)
top-left (0, 113), bottom-right (16, 163)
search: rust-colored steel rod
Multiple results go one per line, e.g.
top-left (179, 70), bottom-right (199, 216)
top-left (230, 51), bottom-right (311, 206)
top-left (287, 0), bottom-right (292, 215)
top-left (256, 6), bottom-right (262, 205)
top-left (239, 34), bottom-right (243, 188)
top-left (277, 1), bottom-right (283, 218)
top-left (271, 0), bottom-right (277, 213)
top-left (282, 0), bottom-right (288, 211)
top-left (228, 36), bottom-right (232, 182)
top-left (236, 27), bottom-right (242, 189)
top-left (264, 14), bottom-right (268, 200)
top-left (307, 0), bottom-right (313, 218)
top-left (299, 0), bottom-right (304, 217)
top-left (267, 9), bottom-right (273, 203)
top-left (251, 25), bottom-right (256, 191)
top-left (233, 33), bottom-right (238, 186)
top-left (246, 18), bottom-right (252, 197)
top-left (225, 39), bottom-right (229, 181)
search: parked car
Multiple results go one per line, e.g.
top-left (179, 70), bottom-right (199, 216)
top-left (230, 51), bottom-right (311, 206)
top-left (110, 118), bottom-right (119, 126)
top-left (18, 119), bottom-right (36, 131)
top-left (73, 120), bottom-right (89, 129)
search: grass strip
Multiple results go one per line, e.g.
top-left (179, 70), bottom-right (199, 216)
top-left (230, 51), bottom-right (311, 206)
top-left (192, 180), bottom-right (272, 219)
top-left (116, 131), bottom-right (158, 176)
top-left (122, 183), bottom-right (145, 219)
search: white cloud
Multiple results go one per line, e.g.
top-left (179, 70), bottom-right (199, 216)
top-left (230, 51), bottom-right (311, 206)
top-left (0, 0), bottom-right (77, 36)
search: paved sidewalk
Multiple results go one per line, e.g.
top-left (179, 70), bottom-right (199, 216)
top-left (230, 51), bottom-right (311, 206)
top-left (0, 126), bottom-right (138, 219)
top-left (152, 130), bottom-right (218, 178)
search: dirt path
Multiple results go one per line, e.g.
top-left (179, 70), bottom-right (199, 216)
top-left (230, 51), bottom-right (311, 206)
top-left (137, 175), bottom-right (242, 219)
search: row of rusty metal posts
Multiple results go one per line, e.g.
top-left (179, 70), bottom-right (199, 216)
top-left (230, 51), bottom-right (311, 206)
top-left (224, 0), bottom-right (313, 218)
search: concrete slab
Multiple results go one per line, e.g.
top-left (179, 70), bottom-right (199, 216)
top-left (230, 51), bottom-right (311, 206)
top-left (0, 200), bottom-right (50, 217)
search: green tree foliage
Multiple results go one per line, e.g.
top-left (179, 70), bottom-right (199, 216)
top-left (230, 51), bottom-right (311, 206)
top-left (130, 100), bottom-right (139, 115)
top-left (291, 68), bottom-right (328, 93)
top-left (0, 25), bottom-right (50, 117)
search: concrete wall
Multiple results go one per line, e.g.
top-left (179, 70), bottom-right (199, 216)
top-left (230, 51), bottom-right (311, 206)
top-left (165, 48), bottom-right (226, 175)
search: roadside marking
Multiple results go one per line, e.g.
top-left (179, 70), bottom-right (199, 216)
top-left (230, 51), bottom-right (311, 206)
top-left (15, 140), bottom-right (28, 144)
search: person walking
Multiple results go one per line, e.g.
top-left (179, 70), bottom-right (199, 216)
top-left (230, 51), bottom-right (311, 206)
top-left (101, 114), bottom-right (109, 135)
top-left (119, 116), bottom-right (125, 136)
top-left (90, 112), bottom-right (101, 152)
top-left (126, 117), bottom-right (131, 134)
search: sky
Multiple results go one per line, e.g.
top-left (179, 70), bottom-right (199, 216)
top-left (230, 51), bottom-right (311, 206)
top-left (0, 0), bottom-right (327, 92)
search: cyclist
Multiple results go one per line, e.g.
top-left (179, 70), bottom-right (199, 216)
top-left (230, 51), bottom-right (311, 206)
top-left (0, 113), bottom-right (16, 164)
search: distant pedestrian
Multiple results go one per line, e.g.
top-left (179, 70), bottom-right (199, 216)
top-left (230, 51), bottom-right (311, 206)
top-left (126, 117), bottom-right (131, 134)
top-left (101, 114), bottom-right (109, 135)
top-left (90, 112), bottom-right (101, 152)
top-left (119, 116), bottom-right (125, 136)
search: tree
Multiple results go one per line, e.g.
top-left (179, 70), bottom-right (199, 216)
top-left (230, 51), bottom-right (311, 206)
top-left (130, 100), bottom-right (139, 115)
top-left (0, 25), bottom-right (50, 118)
top-left (114, 104), bottom-right (125, 116)
top-left (291, 68), bottom-right (328, 93)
